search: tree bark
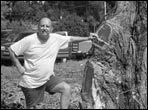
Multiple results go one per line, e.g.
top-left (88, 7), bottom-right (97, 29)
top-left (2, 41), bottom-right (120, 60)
top-left (81, 1), bottom-right (147, 109)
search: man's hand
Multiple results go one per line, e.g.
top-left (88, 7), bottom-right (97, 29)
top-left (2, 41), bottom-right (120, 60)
top-left (88, 33), bottom-right (98, 40)
top-left (88, 36), bottom-right (93, 40)
top-left (16, 65), bottom-right (25, 75)
top-left (90, 33), bottom-right (110, 46)
top-left (8, 47), bottom-right (25, 75)
top-left (90, 33), bottom-right (99, 38)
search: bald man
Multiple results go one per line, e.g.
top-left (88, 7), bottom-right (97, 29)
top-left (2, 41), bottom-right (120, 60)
top-left (8, 17), bottom-right (93, 109)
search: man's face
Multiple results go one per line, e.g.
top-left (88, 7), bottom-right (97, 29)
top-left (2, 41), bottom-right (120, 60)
top-left (38, 18), bottom-right (53, 40)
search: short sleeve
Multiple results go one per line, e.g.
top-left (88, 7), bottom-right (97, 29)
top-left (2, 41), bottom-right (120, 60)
top-left (57, 34), bottom-right (70, 49)
top-left (10, 37), bottom-right (30, 56)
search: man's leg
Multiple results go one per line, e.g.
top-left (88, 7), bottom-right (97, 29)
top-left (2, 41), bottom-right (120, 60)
top-left (21, 85), bottom-right (45, 109)
top-left (52, 82), bottom-right (71, 109)
top-left (46, 81), bottom-right (71, 109)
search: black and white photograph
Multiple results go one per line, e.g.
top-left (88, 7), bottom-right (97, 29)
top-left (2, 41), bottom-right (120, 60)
top-left (1, 1), bottom-right (147, 109)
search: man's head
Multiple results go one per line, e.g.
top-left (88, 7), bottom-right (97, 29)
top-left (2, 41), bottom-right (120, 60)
top-left (38, 17), bottom-right (53, 41)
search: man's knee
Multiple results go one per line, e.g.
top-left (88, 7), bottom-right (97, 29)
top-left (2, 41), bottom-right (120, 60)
top-left (51, 82), bottom-right (71, 94)
top-left (62, 82), bottom-right (71, 93)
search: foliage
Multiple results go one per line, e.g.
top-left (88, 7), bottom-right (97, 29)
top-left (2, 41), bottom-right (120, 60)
top-left (6, 20), bottom-right (36, 41)
top-left (1, 1), bottom-right (10, 29)
top-left (86, 15), bottom-right (100, 32)
top-left (30, 3), bottom-right (47, 23)
top-left (7, 21), bottom-right (30, 33)
top-left (88, 1), bottom-right (104, 21)
top-left (12, 1), bottom-right (32, 21)
top-left (1, 1), bottom-right (10, 20)
top-left (1, 1), bottom-right (117, 33)
top-left (53, 14), bottom-right (90, 37)
top-left (46, 8), bottom-right (61, 21)
top-left (1, 20), bottom-right (9, 30)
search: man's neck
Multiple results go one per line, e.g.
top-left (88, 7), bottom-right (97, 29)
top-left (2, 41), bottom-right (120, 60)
top-left (37, 32), bottom-right (50, 43)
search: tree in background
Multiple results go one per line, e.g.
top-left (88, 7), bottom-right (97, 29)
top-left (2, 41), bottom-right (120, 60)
top-left (88, 1), bottom-right (104, 21)
top-left (1, 1), bottom-right (10, 29)
top-left (2, 1), bottom-right (117, 34)
top-left (53, 13), bottom-right (89, 37)
top-left (11, 1), bottom-right (32, 21)
top-left (31, 2), bottom-right (47, 24)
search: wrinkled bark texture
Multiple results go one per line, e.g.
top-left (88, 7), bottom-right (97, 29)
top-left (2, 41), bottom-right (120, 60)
top-left (81, 1), bottom-right (147, 109)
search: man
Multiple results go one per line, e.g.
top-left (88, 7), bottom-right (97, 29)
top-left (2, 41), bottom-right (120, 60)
top-left (8, 17), bottom-right (94, 109)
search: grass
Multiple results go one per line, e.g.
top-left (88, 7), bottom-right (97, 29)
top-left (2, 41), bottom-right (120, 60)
top-left (1, 59), bottom-right (88, 109)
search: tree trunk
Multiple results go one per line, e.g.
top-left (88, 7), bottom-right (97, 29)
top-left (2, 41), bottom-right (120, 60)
top-left (81, 1), bottom-right (147, 109)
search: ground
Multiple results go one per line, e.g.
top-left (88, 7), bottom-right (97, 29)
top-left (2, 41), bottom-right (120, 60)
top-left (1, 59), bottom-right (88, 109)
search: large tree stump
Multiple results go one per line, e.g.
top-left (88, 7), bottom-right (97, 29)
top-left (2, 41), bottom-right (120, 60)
top-left (81, 1), bottom-right (147, 109)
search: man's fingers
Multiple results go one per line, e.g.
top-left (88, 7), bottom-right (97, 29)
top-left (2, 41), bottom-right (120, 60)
top-left (90, 33), bottom-right (110, 46)
top-left (90, 33), bottom-right (99, 38)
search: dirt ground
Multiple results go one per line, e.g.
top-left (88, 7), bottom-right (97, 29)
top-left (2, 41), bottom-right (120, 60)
top-left (1, 59), bottom-right (87, 109)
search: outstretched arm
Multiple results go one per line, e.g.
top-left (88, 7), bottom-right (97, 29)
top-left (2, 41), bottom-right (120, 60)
top-left (69, 36), bottom-right (93, 42)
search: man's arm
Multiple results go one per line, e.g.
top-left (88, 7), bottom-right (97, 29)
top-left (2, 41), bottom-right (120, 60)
top-left (8, 47), bottom-right (25, 74)
top-left (69, 36), bottom-right (93, 42)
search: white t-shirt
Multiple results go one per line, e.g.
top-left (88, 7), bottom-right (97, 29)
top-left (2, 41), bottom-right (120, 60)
top-left (10, 33), bottom-right (70, 88)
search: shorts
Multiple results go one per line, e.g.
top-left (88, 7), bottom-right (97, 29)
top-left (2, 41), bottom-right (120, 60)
top-left (21, 75), bottom-right (64, 108)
